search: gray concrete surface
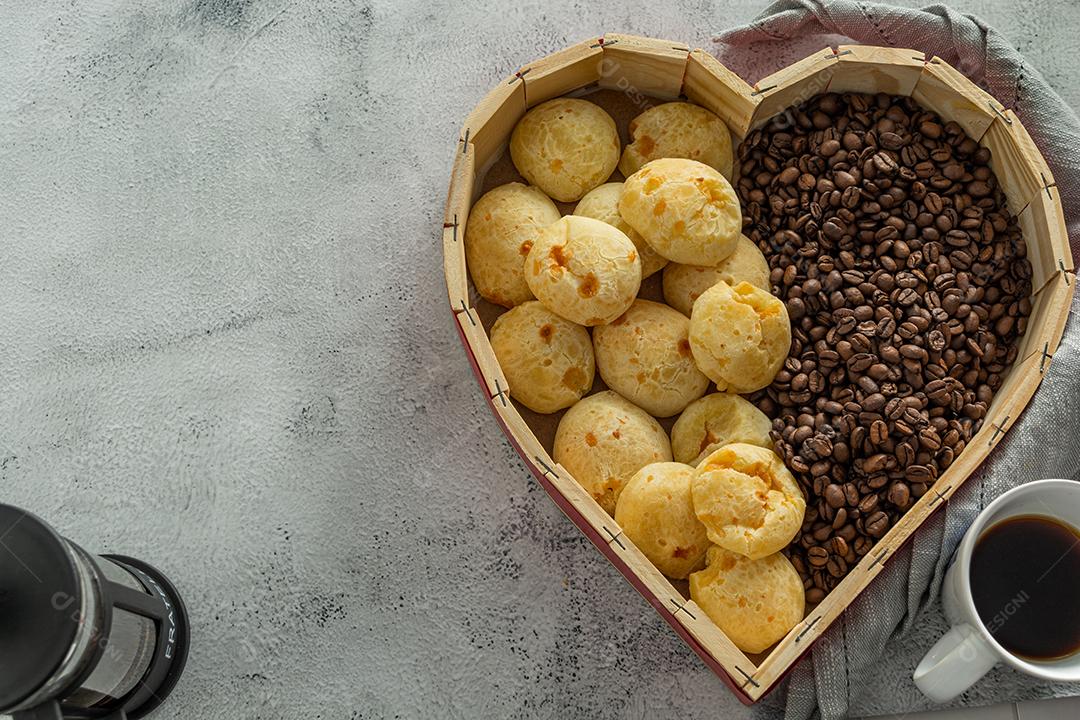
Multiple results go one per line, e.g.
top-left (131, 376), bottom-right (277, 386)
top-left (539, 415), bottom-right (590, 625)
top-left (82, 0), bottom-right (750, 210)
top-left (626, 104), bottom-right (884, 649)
top-left (1, 0), bottom-right (1078, 717)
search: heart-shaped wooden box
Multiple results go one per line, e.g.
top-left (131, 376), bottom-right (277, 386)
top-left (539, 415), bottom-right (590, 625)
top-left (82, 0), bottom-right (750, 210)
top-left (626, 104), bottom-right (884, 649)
top-left (441, 35), bottom-right (1075, 702)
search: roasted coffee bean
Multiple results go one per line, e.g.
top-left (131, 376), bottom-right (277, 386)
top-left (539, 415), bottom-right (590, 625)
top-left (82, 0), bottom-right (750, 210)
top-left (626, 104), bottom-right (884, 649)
top-left (778, 166), bottom-right (800, 185)
top-left (857, 494), bottom-right (879, 514)
top-left (879, 132), bottom-right (904, 150)
top-left (869, 419), bottom-right (889, 445)
top-left (824, 483), bottom-right (845, 509)
top-left (919, 120), bottom-right (943, 139)
top-left (863, 453), bottom-right (890, 473)
top-left (808, 546), bottom-right (829, 567)
top-left (909, 464), bottom-right (935, 481)
top-left (887, 482), bottom-right (911, 508)
top-left (867, 473), bottom-right (889, 490)
top-left (873, 151), bottom-right (899, 174)
top-left (865, 511), bottom-right (891, 538)
top-left (843, 482), bottom-right (861, 507)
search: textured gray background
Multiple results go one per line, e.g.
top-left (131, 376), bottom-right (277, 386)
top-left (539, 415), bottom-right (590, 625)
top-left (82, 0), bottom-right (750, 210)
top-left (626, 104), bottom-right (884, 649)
top-left (1, 1), bottom-right (1077, 718)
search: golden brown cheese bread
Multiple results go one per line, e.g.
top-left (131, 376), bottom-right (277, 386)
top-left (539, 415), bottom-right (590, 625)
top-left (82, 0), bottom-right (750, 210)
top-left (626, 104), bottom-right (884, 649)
top-left (489, 301), bottom-right (594, 414)
top-left (688, 280), bottom-right (791, 393)
top-left (510, 98), bottom-right (620, 202)
top-left (574, 182), bottom-right (667, 279)
top-left (465, 183), bottom-right (561, 308)
top-left (661, 236), bottom-right (770, 317)
top-left (554, 391), bottom-right (672, 514)
top-left (525, 215), bottom-right (641, 327)
top-left (619, 102), bottom-right (734, 179)
top-left (691, 443), bottom-right (805, 559)
top-left (619, 158), bottom-right (742, 266)
top-left (670, 393), bottom-right (773, 466)
top-left (689, 546), bottom-right (805, 653)
top-left (593, 300), bottom-right (708, 418)
top-left (615, 462), bottom-right (709, 579)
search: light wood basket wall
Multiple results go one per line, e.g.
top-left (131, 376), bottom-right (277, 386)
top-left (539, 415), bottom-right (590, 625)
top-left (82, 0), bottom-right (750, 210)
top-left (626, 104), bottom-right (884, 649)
top-left (442, 35), bottom-right (1075, 703)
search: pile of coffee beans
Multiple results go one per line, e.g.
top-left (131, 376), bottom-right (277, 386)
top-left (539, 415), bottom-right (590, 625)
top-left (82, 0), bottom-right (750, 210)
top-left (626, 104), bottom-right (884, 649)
top-left (735, 92), bottom-right (1033, 602)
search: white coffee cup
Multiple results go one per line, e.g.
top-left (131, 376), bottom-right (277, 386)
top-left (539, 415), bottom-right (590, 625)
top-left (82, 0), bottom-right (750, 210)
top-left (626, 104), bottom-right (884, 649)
top-left (914, 479), bottom-right (1080, 702)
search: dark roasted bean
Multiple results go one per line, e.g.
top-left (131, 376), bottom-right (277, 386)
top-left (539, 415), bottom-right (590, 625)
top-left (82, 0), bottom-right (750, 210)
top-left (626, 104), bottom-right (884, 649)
top-left (865, 511), bottom-right (890, 538)
top-left (887, 482), bottom-right (911, 508)
top-left (808, 546), bottom-right (829, 567)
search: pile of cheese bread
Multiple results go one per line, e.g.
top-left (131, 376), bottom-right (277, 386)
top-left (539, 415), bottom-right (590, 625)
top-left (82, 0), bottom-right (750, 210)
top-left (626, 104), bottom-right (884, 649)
top-left (467, 97), bottom-right (807, 653)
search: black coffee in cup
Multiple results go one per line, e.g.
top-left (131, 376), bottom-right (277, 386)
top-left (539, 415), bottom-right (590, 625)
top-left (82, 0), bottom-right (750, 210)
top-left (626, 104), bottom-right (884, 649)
top-left (970, 515), bottom-right (1080, 660)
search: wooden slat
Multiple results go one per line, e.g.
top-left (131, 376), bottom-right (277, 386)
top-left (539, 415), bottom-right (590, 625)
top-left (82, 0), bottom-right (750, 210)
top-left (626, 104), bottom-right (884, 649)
top-left (1015, 271), bottom-right (1074, 364)
top-left (829, 45), bottom-right (924, 96)
top-left (911, 58), bottom-right (1000, 141)
top-left (749, 48), bottom-right (838, 130)
top-left (983, 110), bottom-right (1055, 216)
top-left (981, 351), bottom-right (1044, 448)
top-left (455, 306), bottom-right (509, 406)
top-left (1019, 185), bottom-right (1073, 294)
top-left (598, 33), bottom-right (690, 100)
top-left (675, 596), bottom-right (759, 691)
top-left (682, 49), bottom-right (759, 138)
top-left (462, 72), bottom-right (527, 172)
top-left (983, 278), bottom-right (1074, 434)
top-left (521, 39), bottom-right (603, 107)
top-left (442, 144), bottom-right (475, 310)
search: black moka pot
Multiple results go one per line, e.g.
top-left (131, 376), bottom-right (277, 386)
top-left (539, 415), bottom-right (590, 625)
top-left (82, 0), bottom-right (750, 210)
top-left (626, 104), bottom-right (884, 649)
top-left (0, 504), bottom-right (189, 719)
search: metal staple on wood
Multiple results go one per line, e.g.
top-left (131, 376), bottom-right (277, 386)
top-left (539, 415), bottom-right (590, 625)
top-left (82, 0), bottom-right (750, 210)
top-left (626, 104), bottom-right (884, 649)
top-left (1060, 260), bottom-right (1072, 285)
top-left (1039, 342), bottom-right (1053, 373)
top-left (491, 378), bottom-right (509, 408)
top-left (533, 455), bottom-right (559, 480)
top-left (457, 299), bottom-right (477, 326)
top-left (868, 548), bottom-right (889, 570)
top-left (602, 525), bottom-right (625, 550)
top-left (507, 67), bottom-right (532, 85)
top-left (825, 48), bottom-right (853, 59)
top-left (443, 214), bottom-right (458, 243)
top-left (735, 666), bottom-right (760, 689)
top-left (928, 484), bottom-right (952, 507)
top-left (750, 84), bottom-right (777, 97)
top-left (988, 102), bottom-right (1013, 125)
top-left (988, 416), bottom-right (1010, 446)
top-left (1040, 172), bottom-right (1054, 200)
top-left (794, 615), bottom-right (822, 643)
top-left (589, 38), bottom-right (618, 49)
top-left (669, 597), bottom-right (697, 620)
top-left (460, 128), bottom-right (470, 153)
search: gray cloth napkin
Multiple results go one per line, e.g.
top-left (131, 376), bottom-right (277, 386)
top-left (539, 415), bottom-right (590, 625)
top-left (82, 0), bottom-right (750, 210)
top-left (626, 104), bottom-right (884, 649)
top-left (714, 2), bottom-right (1080, 718)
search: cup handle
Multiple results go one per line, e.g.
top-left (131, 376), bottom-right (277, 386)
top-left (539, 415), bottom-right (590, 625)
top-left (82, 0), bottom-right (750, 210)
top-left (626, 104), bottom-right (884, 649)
top-left (913, 623), bottom-right (998, 702)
